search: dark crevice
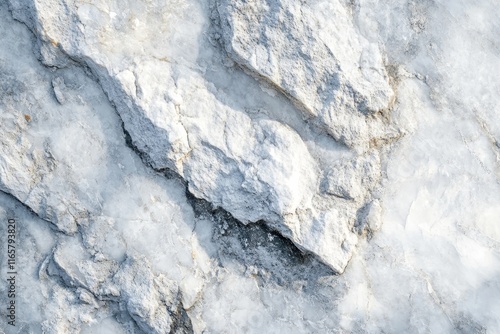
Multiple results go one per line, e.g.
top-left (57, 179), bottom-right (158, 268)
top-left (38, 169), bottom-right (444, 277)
top-left (169, 292), bottom-right (194, 334)
top-left (119, 112), bottom-right (336, 285)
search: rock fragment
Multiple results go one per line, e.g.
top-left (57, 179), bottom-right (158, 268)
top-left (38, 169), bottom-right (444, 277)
top-left (217, 0), bottom-right (396, 151)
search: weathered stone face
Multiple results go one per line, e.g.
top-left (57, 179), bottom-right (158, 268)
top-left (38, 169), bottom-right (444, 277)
top-left (217, 0), bottom-right (396, 150)
top-left (2, 0), bottom-right (500, 332)
top-left (4, 0), bottom-right (391, 273)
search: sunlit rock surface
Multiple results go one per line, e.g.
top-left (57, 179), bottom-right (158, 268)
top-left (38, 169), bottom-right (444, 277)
top-left (217, 0), bottom-right (397, 150)
top-left (1, 0), bottom-right (500, 333)
top-left (4, 0), bottom-right (393, 272)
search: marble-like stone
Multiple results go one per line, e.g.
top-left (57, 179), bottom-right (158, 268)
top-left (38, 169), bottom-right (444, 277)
top-left (1, 0), bottom-right (499, 333)
top-left (5, 0), bottom-right (391, 272)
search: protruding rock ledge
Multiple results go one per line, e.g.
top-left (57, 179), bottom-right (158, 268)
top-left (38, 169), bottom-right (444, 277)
top-left (216, 0), bottom-right (396, 151)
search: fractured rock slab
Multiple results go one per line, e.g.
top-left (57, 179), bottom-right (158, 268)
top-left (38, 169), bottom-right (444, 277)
top-left (4, 0), bottom-right (396, 272)
top-left (217, 0), bottom-right (397, 151)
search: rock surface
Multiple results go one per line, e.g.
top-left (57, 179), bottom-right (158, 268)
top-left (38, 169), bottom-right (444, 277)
top-left (217, 0), bottom-right (397, 150)
top-left (0, 0), bottom-right (499, 333)
top-left (4, 0), bottom-right (393, 273)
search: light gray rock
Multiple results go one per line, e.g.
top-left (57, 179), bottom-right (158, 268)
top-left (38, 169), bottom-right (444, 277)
top-left (217, 0), bottom-right (397, 151)
top-left (49, 238), bottom-right (119, 294)
top-left (44, 236), bottom-right (192, 333)
top-left (359, 198), bottom-right (383, 232)
top-left (0, 67), bottom-right (85, 234)
top-left (322, 152), bottom-right (381, 201)
top-left (2, 0), bottom-right (500, 333)
top-left (3, 0), bottom-right (392, 273)
top-left (111, 256), bottom-right (189, 334)
top-left (52, 77), bottom-right (67, 104)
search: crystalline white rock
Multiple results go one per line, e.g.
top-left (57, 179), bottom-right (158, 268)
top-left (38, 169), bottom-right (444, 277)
top-left (217, 0), bottom-right (397, 150)
top-left (4, 0), bottom-right (392, 272)
top-left (322, 152), bottom-right (381, 201)
top-left (111, 256), bottom-right (183, 334)
top-left (2, 0), bottom-right (499, 332)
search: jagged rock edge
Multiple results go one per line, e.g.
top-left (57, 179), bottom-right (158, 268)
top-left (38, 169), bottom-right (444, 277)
top-left (4, 9), bottom-right (194, 333)
top-left (6, 5), bottom-right (369, 276)
top-left (4, 1), bottom-right (332, 274)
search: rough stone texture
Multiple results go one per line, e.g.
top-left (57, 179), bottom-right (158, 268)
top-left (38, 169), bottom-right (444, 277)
top-left (111, 256), bottom-right (189, 334)
top-left (1, 0), bottom-right (499, 333)
top-left (217, 0), bottom-right (397, 151)
top-left (321, 152), bottom-right (381, 201)
top-left (46, 237), bottom-right (191, 333)
top-left (0, 44), bottom-right (90, 234)
top-left (3, 0), bottom-right (391, 273)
